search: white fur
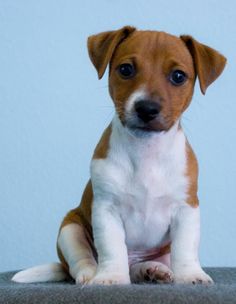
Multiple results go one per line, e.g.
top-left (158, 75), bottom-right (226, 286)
top-left (57, 223), bottom-right (97, 284)
top-left (11, 263), bottom-right (67, 283)
top-left (125, 88), bottom-right (146, 112)
top-left (89, 196), bottom-right (131, 284)
top-left (89, 109), bottom-right (208, 284)
top-left (170, 206), bottom-right (213, 284)
top-left (128, 249), bottom-right (170, 267)
top-left (91, 115), bottom-right (187, 250)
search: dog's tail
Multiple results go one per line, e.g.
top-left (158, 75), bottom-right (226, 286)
top-left (11, 263), bottom-right (69, 283)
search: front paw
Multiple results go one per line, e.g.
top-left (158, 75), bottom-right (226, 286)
top-left (174, 268), bottom-right (213, 285)
top-left (88, 270), bottom-right (130, 285)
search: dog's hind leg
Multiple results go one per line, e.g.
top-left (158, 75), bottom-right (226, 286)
top-left (57, 215), bottom-right (97, 284)
top-left (57, 181), bottom-right (97, 284)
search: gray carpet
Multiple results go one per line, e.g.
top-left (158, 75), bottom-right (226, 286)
top-left (0, 268), bottom-right (236, 304)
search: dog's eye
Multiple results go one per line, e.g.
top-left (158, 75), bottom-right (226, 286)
top-left (118, 63), bottom-right (135, 79)
top-left (169, 70), bottom-right (187, 86)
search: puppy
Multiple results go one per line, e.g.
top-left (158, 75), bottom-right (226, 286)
top-left (12, 26), bottom-right (226, 285)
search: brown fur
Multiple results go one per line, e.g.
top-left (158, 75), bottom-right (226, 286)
top-left (108, 31), bottom-right (195, 129)
top-left (93, 124), bottom-right (112, 159)
top-left (180, 35), bottom-right (226, 94)
top-left (87, 26), bottom-right (136, 79)
top-left (185, 140), bottom-right (199, 208)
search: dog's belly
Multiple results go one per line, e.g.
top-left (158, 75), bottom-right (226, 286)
top-left (111, 156), bottom-right (185, 250)
top-left (91, 150), bottom-right (187, 252)
top-left (119, 186), bottom-right (173, 251)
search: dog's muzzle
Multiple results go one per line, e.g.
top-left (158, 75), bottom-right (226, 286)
top-left (123, 98), bottom-right (170, 134)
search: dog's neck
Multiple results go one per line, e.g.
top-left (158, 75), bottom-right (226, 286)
top-left (111, 114), bottom-right (183, 158)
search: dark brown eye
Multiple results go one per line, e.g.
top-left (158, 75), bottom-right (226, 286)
top-left (118, 63), bottom-right (135, 79)
top-left (170, 70), bottom-right (187, 86)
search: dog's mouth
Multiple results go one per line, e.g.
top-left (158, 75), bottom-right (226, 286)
top-left (128, 124), bottom-right (166, 133)
top-left (124, 113), bottom-right (171, 134)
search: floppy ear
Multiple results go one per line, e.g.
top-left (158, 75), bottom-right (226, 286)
top-left (87, 26), bottom-right (136, 79)
top-left (180, 35), bottom-right (226, 94)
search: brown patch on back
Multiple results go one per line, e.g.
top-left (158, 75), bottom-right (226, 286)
top-left (185, 140), bottom-right (199, 207)
top-left (57, 180), bottom-right (94, 270)
top-left (93, 124), bottom-right (112, 159)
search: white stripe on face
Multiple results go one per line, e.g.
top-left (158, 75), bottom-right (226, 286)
top-left (124, 88), bottom-right (147, 113)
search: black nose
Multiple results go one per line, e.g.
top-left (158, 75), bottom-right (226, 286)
top-left (135, 100), bottom-right (161, 123)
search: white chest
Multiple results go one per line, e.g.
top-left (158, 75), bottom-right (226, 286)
top-left (91, 118), bottom-right (188, 251)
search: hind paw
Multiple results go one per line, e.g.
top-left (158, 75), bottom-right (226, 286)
top-left (130, 261), bottom-right (174, 284)
top-left (75, 266), bottom-right (97, 284)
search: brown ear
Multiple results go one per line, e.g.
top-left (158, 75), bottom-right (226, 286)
top-left (87, 26), bottom-right (136, 79)
top-left (180, 35), bottom-right (226, 94)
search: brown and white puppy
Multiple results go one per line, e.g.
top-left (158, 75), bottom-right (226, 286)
top-left (12, 26), bottom-right (226, 285)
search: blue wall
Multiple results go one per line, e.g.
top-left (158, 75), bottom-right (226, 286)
top-left (1, 0), bottom-right (235, 271)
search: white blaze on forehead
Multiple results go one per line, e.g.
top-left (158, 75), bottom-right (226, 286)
top-left (125, 88), bottom-right (147, 113)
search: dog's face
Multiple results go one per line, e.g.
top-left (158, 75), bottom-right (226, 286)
top-left (108, 31), bottom-right (195, 132)
top-left (88, 27), bottom-right (226, 133)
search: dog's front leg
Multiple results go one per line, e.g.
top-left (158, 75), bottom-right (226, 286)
top-left (171, 205), bottom-right (213, 284)
top-left (89, 200), bottom-right (130, 285)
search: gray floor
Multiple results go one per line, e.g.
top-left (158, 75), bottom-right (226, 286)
top-left (1, 268), bottom-right (236, 304)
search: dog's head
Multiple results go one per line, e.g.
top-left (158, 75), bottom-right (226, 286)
top-left (88, 26), bottom-right (226, 133)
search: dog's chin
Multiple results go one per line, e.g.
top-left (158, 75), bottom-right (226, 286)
top-left (124, 120), bottom-right (172, 137)
top-left (126, 127), bottom-right (162, 138)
